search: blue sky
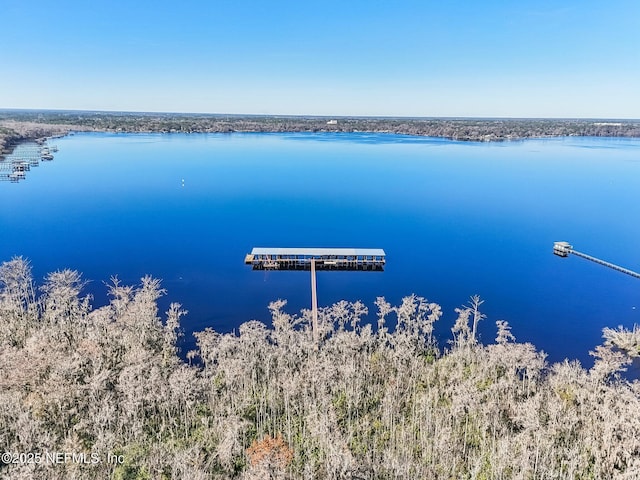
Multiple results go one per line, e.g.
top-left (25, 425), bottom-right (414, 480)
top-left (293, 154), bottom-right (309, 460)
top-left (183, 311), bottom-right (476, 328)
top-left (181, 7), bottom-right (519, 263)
top-left (1, 0), bottom-right (638, 118)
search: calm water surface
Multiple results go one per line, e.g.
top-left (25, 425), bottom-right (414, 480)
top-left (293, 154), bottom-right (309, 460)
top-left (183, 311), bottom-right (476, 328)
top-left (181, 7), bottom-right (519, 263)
top-left (2, 132), bottom-right (640, 365)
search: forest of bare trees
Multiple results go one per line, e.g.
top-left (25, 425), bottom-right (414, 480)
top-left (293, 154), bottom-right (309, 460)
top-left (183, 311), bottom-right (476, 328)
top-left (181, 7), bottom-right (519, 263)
top-left (1, 257), bottom-right (640, 479)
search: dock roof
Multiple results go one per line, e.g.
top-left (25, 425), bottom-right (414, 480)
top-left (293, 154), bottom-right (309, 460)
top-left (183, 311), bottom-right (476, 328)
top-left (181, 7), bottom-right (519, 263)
top-left (251, 247), bottom-right (385, 257)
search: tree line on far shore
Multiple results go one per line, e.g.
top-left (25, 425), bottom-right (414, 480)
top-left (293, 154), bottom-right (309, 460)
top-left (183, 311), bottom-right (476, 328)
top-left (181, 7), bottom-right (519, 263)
top-left (2, 109), bottom-right (640, 159)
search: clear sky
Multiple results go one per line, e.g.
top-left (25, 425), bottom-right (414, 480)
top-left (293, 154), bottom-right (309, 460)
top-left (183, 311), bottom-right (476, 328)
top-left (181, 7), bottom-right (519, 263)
top-left (1, 0), bottom-right (638, 118)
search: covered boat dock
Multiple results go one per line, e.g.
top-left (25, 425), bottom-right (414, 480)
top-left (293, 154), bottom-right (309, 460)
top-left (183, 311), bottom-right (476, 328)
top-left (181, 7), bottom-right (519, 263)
top-left (245, 247), bottom-right (386, 343)
top-left (244, 247), bottom-right (386, 271)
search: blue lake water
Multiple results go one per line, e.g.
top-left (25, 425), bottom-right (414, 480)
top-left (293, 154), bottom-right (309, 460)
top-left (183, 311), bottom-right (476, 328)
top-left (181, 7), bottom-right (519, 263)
top-left (2, 132), bottom-right (640, 365)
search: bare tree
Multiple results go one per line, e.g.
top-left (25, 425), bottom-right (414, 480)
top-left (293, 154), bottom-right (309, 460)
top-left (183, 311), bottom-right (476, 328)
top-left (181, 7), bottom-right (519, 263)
top-left (3, 259), bottom-right (640, 479)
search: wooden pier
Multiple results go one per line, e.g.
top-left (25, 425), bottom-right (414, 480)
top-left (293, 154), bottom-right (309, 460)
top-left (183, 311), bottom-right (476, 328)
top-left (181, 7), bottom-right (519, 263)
top-left (553, 241), bottom-right (640, 279)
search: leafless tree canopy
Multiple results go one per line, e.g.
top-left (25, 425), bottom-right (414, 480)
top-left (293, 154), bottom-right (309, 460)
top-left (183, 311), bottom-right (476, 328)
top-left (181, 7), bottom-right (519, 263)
top-left (1, 256), bottom-right (639, 479)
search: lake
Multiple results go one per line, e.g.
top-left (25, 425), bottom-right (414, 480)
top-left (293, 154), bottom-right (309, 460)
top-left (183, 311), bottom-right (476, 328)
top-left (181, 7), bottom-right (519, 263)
top-left (2, 132), bottom-right (640, 365)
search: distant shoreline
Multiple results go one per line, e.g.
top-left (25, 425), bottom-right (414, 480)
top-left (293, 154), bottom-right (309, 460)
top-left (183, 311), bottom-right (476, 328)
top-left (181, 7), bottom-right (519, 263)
top-left (2, 110), bottom-right (640, 159)
top-left (0, 119), bottom-right (93, 160)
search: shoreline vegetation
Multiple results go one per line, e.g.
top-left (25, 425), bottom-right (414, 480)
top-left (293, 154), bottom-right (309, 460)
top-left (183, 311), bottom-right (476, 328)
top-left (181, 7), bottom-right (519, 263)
top-left (2, 257), bottom-right (640, 478)
top-left (1, 109), bottom-right (640, 160)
